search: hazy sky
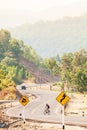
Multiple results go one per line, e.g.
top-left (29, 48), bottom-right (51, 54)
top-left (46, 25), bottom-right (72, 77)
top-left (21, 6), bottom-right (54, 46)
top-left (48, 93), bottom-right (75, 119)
top-left (0, 0), bottom-right (87, 27)
top-left (0, 0), bottom-right (87, 11)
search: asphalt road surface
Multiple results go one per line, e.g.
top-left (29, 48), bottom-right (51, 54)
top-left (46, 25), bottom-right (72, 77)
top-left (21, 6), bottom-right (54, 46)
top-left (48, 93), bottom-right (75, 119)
top-left (6, 85), bottom-right (87, 127)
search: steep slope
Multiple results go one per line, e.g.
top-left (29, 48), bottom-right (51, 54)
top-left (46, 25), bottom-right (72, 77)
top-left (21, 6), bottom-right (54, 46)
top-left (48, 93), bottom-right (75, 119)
top-left (19, 56), bottom-right (59, 83)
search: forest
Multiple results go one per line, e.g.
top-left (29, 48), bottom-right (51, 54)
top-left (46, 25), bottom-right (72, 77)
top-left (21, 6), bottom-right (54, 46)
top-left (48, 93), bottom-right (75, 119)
top-left (0, 29), bottom-right (87, 99)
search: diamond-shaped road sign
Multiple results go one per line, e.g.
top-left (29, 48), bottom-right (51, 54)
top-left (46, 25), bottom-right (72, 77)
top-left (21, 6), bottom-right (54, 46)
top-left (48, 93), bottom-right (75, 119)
top-left (56, 91), bottom-right (70, 106)
top-left (19, 96), bottom-right (29, 106)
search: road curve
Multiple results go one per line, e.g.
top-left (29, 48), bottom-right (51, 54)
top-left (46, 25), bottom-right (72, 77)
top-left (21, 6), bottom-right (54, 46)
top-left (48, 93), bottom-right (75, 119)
top-left (6, 86), bottom-right (87, 127)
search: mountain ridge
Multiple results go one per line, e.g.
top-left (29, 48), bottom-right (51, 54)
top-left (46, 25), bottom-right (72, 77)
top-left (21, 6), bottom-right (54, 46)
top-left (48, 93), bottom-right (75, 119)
top-left (10, 14), bottom-right (87, 57)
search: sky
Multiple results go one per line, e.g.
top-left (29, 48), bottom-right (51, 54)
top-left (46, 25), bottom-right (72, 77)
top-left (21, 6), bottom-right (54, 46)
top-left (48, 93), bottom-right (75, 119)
top-left (0, 0), bottom-right (87, 27)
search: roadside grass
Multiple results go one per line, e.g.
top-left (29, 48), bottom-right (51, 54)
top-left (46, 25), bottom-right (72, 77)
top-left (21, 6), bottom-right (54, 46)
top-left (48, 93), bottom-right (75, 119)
top-left (0, 87), bottom-right (16, 100)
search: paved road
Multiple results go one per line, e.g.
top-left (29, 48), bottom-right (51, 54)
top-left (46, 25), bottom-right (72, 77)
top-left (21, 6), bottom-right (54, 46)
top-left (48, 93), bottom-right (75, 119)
top-left (6, 85), bottom-right (87, 127)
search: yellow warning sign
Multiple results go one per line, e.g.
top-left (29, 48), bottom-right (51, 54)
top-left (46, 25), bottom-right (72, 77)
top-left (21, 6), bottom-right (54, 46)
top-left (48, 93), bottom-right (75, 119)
top-left (19, 96), bottom-right (29, 106)
top-left (56, 92), bottom-right (70, 106)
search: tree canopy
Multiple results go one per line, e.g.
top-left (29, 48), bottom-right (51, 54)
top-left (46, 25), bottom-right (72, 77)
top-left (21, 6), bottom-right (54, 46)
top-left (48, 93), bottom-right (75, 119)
top-left (0, 29), bottom-right (87, 93)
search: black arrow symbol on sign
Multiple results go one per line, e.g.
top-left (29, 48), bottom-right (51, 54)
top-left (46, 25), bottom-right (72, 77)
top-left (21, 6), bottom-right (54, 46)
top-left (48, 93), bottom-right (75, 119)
top-left (60, 94), bottom-right (66, 103)
top-left (22, 98), bottom-right (26, 103)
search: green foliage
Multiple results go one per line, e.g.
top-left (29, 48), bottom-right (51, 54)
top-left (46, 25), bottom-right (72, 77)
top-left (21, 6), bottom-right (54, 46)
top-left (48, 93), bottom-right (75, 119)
top-left (0, 29), bottom-right (11, 41)
top-left (0, 29), bottom-right (87, 93)
top-left (9, 38), bottom-right (22, 58)
top-left (0, 30), bottom-right (11, 61)
top-left (1, 57), bottom-right (18, 66)
top-left (0, 29), bottom-right (38, 90)
top-left (61, 49), bottom-right (87, 92)
top-left (0, 68), bottom-right (15, 91)
top-left (23, 44), bottom-right (40, 65)
top-left (42, 58), bottom-right (61, 76)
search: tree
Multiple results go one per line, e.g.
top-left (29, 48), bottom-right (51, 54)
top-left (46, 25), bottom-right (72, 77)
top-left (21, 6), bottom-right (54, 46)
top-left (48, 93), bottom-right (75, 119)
top-left (72, 49), bottom-right (87, 67)
top-left (9, 38), bottom-right (22, 58)
top-left (1, 57), bottom-right (18, 66)
top-left (52, 64), bottom-right (61, 76)
top-left (23, 45), bottom-right (40, 64)
top-left (0, 29), bottom-right (11, 52)
top-left (61, 53), bottom-right (73, 89)
top-left (0, 68), bottom-right (15, 91)
top-left (61, 50), bottom-right (87, 92)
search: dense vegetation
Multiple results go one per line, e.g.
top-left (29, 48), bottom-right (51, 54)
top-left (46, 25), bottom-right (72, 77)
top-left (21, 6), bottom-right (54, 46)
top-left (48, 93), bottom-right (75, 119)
top-left (0, 29), bottom-right (40, 93)
top-left (48, 51), bottom-right (87, 92)
top-left (10, 14), bottom-right (87, 57)
top-left (0, 29), bottom-right (87, 94)
top-left (61, 49), bottom-right (87, 92)
top-left (41, 50), bottom-right (87, 93)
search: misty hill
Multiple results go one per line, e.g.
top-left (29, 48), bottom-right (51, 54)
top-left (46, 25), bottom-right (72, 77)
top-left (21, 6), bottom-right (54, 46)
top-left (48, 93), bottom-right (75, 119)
top-left (10, 14), bottom-right (87, 57)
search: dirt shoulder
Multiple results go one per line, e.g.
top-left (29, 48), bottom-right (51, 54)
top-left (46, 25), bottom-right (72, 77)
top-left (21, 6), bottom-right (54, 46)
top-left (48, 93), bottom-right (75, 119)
top-left (0, 119), bottom-right (86, 130)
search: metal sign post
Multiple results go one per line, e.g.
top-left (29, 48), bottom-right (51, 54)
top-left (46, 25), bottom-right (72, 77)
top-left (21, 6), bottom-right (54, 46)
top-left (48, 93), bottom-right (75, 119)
top-left (19, 96), bottom-right (30, 124)
top-left (23, 107), bottom-right (26, 124)
top-left (56, 91), bottom-right (70, 130)
top-left (62, 106), bottom-right (65, 130)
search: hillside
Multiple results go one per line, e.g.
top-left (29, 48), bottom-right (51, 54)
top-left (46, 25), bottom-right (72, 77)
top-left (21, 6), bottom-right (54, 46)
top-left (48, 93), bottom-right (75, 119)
top-left (0, 29), bottom-right (58, 93)
top-left (10, 14), bottom-right (87, 57)
top-left (19, 56), bottom-right (59, 83)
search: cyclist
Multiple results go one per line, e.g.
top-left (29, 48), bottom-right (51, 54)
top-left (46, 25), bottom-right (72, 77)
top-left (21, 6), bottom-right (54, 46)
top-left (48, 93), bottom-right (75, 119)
top-left (44, 104), bottom-right (50, 115)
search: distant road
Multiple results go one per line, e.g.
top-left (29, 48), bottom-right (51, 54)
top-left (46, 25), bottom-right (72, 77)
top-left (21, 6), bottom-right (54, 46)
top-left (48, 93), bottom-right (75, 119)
top-left (6, 85), bottom-right (87, 127)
